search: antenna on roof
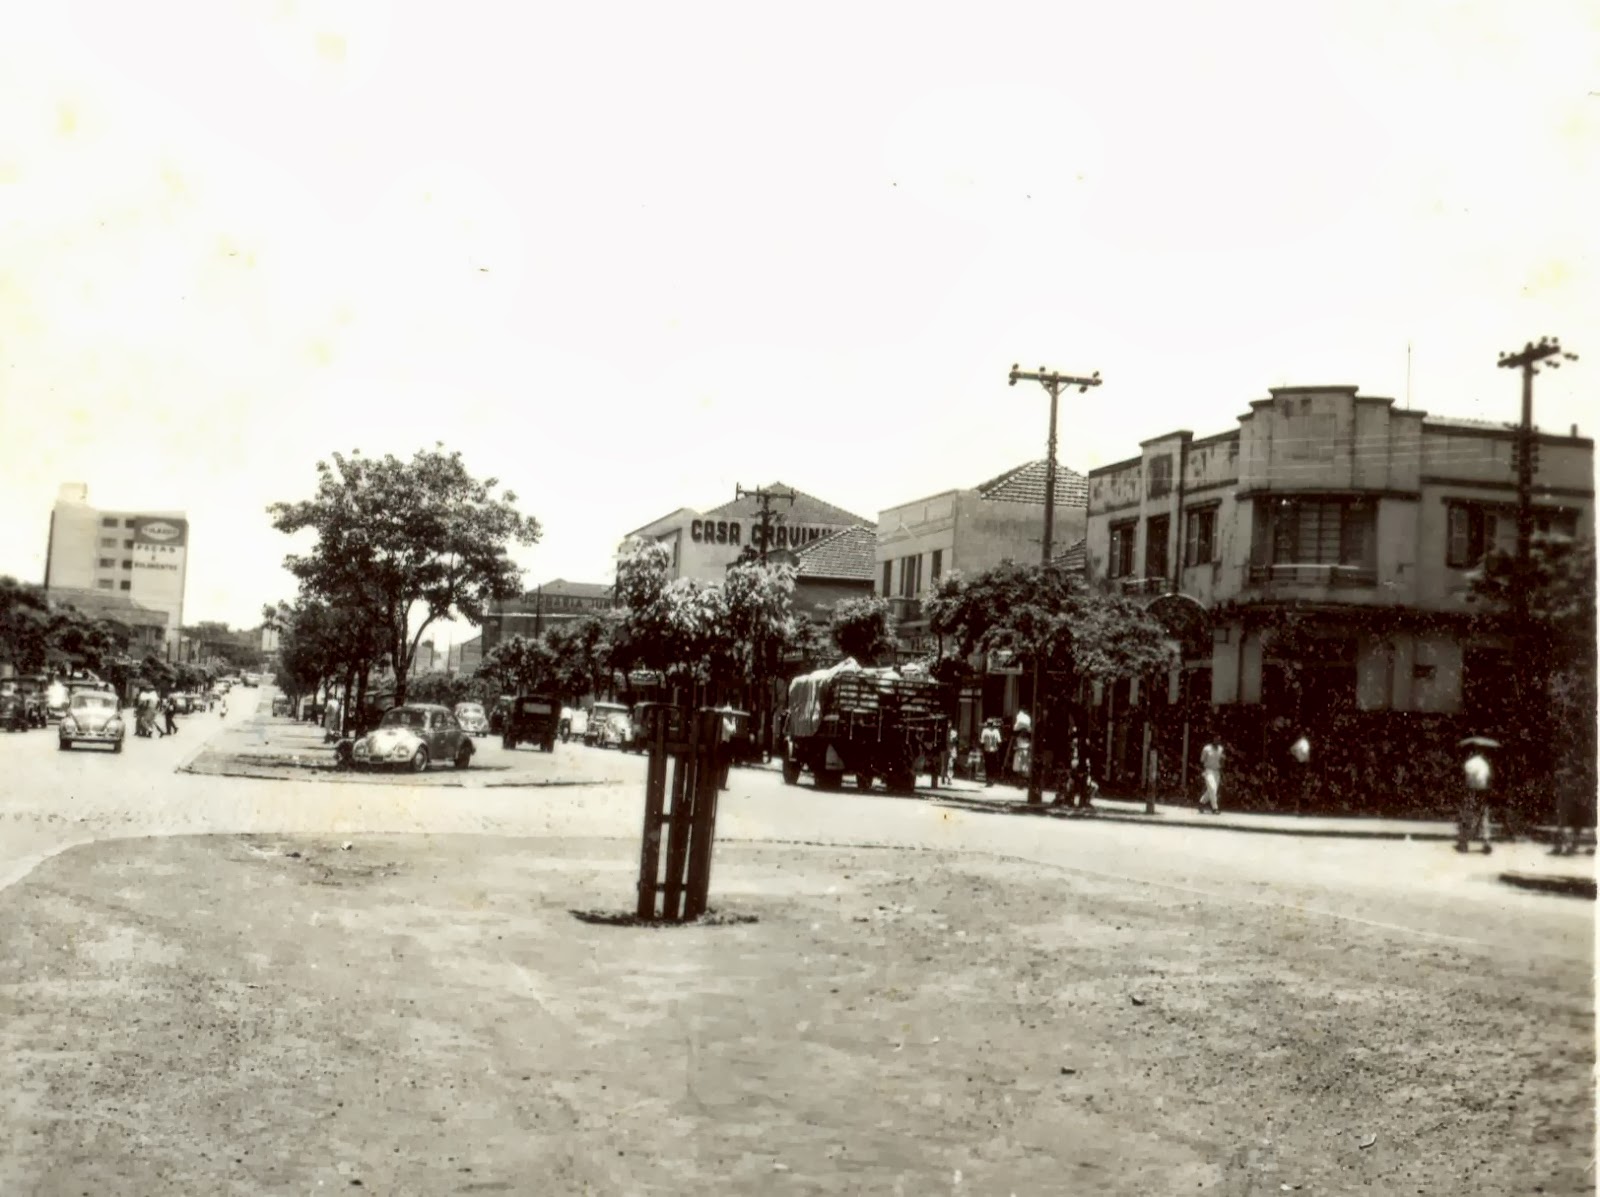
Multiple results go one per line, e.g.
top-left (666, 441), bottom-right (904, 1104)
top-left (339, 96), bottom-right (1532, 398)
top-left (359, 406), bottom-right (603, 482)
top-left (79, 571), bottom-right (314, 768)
top-left (1405, 342), bottom-right (1412, 410)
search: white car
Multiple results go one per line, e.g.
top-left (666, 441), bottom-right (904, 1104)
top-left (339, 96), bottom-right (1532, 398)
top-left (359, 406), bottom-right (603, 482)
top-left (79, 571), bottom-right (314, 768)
top-left (347, 704), bottom-right (474, 772)
top-left (59, 690), bottom-right (125, 753)
top-left (453, 702), bottom-right (490, 737)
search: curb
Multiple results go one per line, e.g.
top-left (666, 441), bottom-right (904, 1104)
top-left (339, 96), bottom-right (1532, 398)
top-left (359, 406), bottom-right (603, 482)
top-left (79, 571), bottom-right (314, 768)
top-left (177, 763), bottom-right (612, 790)
top-left (1497, 871), bottom-right (1597, 900)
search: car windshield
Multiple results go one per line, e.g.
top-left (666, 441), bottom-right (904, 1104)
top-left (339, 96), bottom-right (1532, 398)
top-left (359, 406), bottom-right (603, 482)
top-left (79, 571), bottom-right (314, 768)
top-left (72, 694), bottom-right (117, 712)
top-left (380, 708), bottom-right (428, 730)
top-left (457, 704), bottom-right (484, 716)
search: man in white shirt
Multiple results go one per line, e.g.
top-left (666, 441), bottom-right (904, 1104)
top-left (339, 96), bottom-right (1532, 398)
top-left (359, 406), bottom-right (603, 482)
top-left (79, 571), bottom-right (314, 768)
top-left (1199, 738), bottom-right (1224, 814)
top-left (1456, 749), bottom-right (1493, 854)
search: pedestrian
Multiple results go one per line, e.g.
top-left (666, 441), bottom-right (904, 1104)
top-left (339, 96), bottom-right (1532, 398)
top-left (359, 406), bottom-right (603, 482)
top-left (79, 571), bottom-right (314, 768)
top-left (946, 724), bottom-right (959, 786)
top-left (220, 695), bottom-right (229, 718)
top-left (979, 719), bottom-right (1003, 787)
top-left (162, 694), bottom-right (179, 736)
top-left (1010, 709), bottom-right (1033, 783)
top-left (1290, 731), bottom-right (1312, 816)
top-left (1198, 735), bottom-right (1224, 814)
top-left (1551, 782), bottom-right (1589, 857)
top-left (1456, 742), bottom-right (1494, 854)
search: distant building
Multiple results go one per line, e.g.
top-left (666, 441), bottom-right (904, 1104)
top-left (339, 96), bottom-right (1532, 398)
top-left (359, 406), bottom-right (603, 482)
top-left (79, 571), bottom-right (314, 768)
top-left (44, 483), bottom-right (189, 651)
top-left (624, 484), bottom-right (872, 585)
top-left (43, 588), bottom-right (170, 657)
top-left (481, 579), bottom-right (614, 656)
top-left (790, 525), bottom-right (878, 624)
top-left (447, 634), bottom-right (483, 676)
top-left (1082, 384), bottom-right (1594, 799)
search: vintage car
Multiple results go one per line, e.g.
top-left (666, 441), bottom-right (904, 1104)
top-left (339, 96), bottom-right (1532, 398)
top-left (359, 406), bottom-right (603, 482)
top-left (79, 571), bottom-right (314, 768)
top-left (488, 695), bottom-right (514, 736)
top-left (58, 689), bottom-right (125, 752)
top-left (453, 702), bottom-right (491, 737)
top-left (559, 706), bottom-right (589, 743)
top-left (11, 675), bottom-right (50, 728)
top-left (502, 694), bottom-right (559, 752)
top-left (0, 690), bottom-right (29, 733)
top-left (586, 701), bottom-right (632, 749)
top-left (346, 703), bottom-right (473, 772)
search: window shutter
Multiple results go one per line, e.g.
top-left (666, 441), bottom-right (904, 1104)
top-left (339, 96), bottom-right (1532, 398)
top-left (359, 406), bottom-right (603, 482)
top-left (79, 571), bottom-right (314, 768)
top-left (1447, 506), bottom-right (1470, 567)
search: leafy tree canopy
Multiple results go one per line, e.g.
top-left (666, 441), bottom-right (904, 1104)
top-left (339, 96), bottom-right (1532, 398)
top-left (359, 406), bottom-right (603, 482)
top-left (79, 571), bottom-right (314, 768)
top-left (269, 445), bottom-right (540, 705)
top-left (829, 596), bottom-right (895, 666)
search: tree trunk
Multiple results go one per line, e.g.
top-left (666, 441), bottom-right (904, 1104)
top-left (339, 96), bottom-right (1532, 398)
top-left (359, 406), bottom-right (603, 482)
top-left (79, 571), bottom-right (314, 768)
top-left (355, 661), bottom-right (370, 734)
top-left (340, 665), bottom-right (354, 736)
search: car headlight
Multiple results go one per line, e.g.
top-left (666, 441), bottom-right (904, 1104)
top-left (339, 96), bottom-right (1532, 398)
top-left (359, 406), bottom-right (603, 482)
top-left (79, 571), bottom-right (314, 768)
top-left (391, 744), bottom-right (411, 758)
top-left (107, 718), bottom-right (123, 731)
top-left (61, 717), bottom-right (78, 732)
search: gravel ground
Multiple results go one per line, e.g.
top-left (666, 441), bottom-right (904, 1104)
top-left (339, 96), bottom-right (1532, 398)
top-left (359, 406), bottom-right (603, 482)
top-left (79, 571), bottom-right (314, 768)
top-left (0, 834), bottom-right (1591, 1195)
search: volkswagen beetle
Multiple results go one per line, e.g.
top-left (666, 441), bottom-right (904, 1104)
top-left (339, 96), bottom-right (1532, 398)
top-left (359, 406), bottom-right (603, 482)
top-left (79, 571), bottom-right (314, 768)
top-left (348, 704), bottom-right (473, 772)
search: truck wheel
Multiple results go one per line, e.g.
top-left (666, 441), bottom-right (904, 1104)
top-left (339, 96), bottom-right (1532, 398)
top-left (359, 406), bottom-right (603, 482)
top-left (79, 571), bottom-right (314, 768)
top-left (886, 769), bottom-right (916, 795)
top-left (855, 772), bottom-right (874, 791)
top-left (817, 769), bottom-right (843, 791)
top-left (502, 735), bottom-right (515, 751)
top-left (781, 758), bottom-right (801, 785)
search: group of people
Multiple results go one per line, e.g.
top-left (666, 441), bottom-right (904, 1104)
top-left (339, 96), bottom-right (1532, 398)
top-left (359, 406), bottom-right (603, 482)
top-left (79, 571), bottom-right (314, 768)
top-left (133, 687), bottom-right (180, 738)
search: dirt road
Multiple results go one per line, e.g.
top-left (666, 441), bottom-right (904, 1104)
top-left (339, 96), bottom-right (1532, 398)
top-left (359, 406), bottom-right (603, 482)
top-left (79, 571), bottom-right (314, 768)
top-left (1, 834), bottom-right (1590, 1195)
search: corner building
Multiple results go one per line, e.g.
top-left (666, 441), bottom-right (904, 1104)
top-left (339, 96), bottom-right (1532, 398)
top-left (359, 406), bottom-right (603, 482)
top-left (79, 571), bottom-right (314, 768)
top-left (1083, 385), bottom-right (1593, 809)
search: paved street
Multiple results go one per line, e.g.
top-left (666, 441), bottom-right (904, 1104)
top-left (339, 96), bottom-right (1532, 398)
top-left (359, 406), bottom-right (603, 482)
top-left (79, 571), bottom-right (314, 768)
top-left (0, 687), bottom-right (1593, 1193)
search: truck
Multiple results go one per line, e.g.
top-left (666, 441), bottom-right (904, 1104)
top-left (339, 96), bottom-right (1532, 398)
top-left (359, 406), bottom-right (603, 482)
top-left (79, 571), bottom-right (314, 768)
top-left (780, 660), bottom-right (950, 794)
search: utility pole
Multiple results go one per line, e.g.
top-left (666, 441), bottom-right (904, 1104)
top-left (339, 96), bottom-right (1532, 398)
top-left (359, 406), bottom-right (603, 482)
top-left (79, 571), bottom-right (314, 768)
top-left (1008, 364), bottom-right (1101, 805)
top-left (734, 484), bottom-right (797, 759)
top-left (736, 484), bottom-right (797, 564)
top-left (1496, 337), bottom-right (1577, 619)
top-left (1009, 365), bottom-right (1102, 564)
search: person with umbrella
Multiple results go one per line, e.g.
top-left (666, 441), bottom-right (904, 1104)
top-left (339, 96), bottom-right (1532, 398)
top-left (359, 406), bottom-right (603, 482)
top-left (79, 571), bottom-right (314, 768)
top-left (1456, 736), bottom-right (1499, 855)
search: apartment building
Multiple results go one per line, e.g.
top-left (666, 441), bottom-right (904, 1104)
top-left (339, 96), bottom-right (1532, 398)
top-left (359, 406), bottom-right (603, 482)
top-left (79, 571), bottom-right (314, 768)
top-left (1083, 385), bottom-right (1593, 805)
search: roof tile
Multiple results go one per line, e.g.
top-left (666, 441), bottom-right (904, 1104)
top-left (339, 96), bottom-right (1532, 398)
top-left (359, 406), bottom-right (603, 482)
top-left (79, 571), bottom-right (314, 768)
top-left (975, 459), bottom-right (1089, 507)
top-left (794, 525), bottom-right (878, 582)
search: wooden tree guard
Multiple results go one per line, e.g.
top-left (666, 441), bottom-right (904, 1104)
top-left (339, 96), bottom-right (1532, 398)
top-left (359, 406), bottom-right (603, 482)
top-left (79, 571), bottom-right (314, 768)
top-left (636, 705), bottom-right (726, 921)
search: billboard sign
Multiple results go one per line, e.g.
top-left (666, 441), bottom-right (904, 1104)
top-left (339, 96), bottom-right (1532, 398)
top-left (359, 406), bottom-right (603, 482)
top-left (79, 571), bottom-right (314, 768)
top-left (130, 516), bottom-right (188, 619)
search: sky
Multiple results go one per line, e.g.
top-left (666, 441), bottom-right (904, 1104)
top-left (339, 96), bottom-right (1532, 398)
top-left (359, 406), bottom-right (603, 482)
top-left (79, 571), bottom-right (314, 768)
top-left (1, 0), bottom-right (1596, 645)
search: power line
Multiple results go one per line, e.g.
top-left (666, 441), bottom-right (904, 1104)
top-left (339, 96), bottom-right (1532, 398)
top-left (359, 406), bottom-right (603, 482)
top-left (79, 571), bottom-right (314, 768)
top-left (1496, 336), bottom-right (1579, 619)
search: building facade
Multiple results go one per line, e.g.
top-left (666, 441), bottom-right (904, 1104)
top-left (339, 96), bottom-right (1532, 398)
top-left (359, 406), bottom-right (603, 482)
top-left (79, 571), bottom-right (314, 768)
top-left (447, 634), bottom-right (483, 676)
top-left (480, 579), bottom-right (614, 657)
top-left (1083, 385), bottom-right (1594, 807)
top-left (876, 458), bottom-right (1090, 746)
top-left (624, 484), bottom-right (871, 585)
top-left (44, 483), bottom-right (189, 651)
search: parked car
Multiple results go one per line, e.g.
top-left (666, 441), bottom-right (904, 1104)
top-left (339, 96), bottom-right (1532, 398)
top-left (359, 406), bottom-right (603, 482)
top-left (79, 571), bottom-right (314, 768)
top-left (13, 675), bottom-right (50, 728)
top-left (58, 689), bottom-right (125, 752)
top-left (502, 694), bottom-right (559, 752)
top-left (559, 706), bottom-right (589, 743)
top-left (0, 690), bottom-right (29, 733)
top-left (346, 704), bottom-right (473, 772)
top-left (588, 701), bottom-right (632, 749)
top-left (453, 702), bottom-right (491, 737)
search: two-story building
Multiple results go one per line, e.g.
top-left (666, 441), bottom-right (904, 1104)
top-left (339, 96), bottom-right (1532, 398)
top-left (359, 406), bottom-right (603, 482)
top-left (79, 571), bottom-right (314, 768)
top-left (1084, 385), bottom-right (1593, 810)
top-left (481, 579), bottom-right (614, 656)
top-left (877, 458), bottom-right (1090, 742)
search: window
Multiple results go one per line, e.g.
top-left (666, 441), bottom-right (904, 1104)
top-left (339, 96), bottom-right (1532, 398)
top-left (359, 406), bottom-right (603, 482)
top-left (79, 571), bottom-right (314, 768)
top-left (119, 580), bottom-right (131, 591)
top-left (1185, 507), bottom-right (1217, 566)
top-left (1446, 503), bottom-right (1577, 568)
top-left (96, 579), bottom-right (113, 590)
top-left (101, 517), bottom-right (117, 527)
top-left (1254, 497), bottom-right (1374, 569)
top-left (98, 557), bottom-right (114, 568)
top-left (123, 539), bottom-right (134, 549)
top-left (121, 559), bottom-right (133, 570)
top-left (1148, 455), bottom-right (1173, 498)
top-left (881, 561), bottom-right (892, 597)
top-left (899, 554), bottom-right (923, 597)
top-left (1145, 516), bottom-right (1170, 580)
top-left (1108, 521), bottom-right (1137, 579)
top-left (124, 518), bottom-right (137, 528)
top-left (931, 549), bottom-right (943, 582)
top-left (99, 537), bottom-right (117, 548)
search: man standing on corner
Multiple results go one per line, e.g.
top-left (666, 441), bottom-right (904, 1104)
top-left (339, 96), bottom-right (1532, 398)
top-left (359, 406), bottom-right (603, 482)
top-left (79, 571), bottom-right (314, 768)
top-left (1198, 735), bottom-right (1224, 815)
top-left (979, 719), bottom-right (1003, 788)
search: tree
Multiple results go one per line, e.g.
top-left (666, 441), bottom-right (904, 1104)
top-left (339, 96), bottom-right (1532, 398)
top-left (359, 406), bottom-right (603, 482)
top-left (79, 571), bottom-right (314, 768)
top-left (269, 446), bottom-right (540, 706)
top-left (478, 634), bottom-right (559, 696)
top-left (1469, 536), bottom-right (1597, 827)
top-left (927, 562), bottom-right (1178, 802)
top-left (828, 596), bottom-right (895, 666)
top-left (1, 577), bottom-right (58, 673)
top-left (542, 614), bottom-right (615, 702)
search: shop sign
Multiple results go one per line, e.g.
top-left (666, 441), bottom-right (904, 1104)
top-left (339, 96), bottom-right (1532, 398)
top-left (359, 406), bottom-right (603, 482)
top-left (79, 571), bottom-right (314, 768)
top-left (689, 519), bottom-right (841, 548)
top-left (986, 650), bottom-right (1023, 676)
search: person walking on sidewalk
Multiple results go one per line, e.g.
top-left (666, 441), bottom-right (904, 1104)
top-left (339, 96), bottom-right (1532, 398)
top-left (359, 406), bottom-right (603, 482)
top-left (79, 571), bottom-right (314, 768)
top-left (1198, 736), bottom-right (1224, 814)
top-left (1290, 732), bottom-right (1312, 816)
top-left (980, 719), bottom-right (1003, 787)
top-left (1456, 741), bottom-right (1495, 854)
top-left (161, 694), bottom-right (179, 736)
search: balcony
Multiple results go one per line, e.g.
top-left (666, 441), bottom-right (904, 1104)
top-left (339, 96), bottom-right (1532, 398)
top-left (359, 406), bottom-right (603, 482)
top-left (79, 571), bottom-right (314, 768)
top-left (1247, 563), bottom-right (1378, 587)
top-left (888, 596), bottom-right (923, 624)
top-left (1115, 576), bottom-right (1168, 597)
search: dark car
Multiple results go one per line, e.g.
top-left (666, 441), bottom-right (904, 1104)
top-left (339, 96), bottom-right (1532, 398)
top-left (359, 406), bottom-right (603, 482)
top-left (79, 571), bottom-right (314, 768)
top-left (502, 694), bottom-right (560, 752)
top-left (0, 691), bottom-right (28, 733)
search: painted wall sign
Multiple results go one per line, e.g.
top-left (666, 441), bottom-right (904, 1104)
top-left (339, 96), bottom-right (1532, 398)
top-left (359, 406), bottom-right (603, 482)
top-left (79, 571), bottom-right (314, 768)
top-left (689, 519), bottom-right (838, 547)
